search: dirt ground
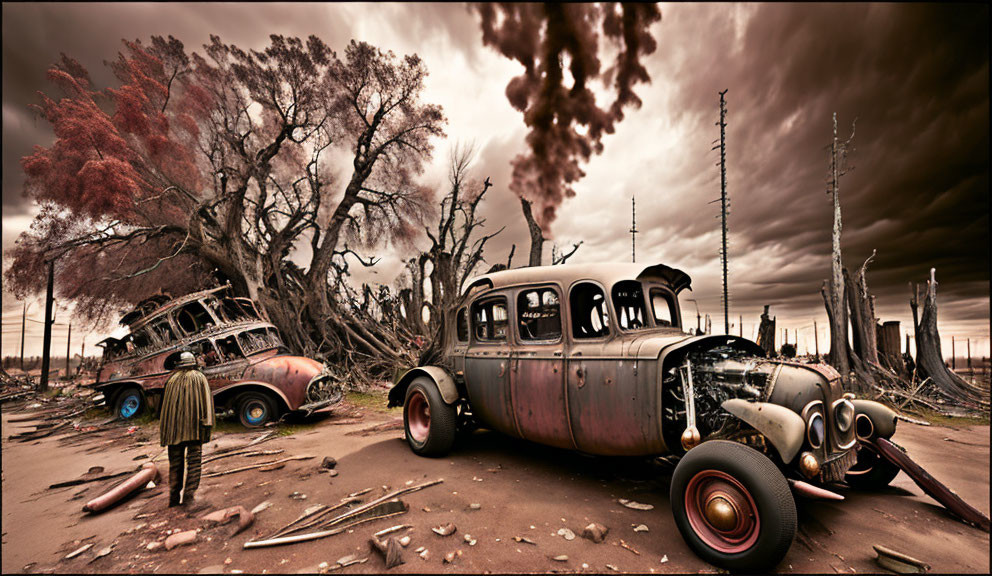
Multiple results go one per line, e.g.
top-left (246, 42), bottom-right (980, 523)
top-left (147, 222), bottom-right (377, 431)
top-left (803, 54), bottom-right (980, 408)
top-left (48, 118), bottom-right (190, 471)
top-left (2, 398), bottom-right (989, 574)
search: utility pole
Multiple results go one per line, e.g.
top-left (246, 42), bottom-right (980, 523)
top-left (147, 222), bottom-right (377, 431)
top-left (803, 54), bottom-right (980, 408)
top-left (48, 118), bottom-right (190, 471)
top-left (40, 260), bottom-right (55, 392)
top-left (739, 315), bottom-right (743, 337)
top-left (19, 301), bottom-right (27, 371)
top-left (967, 338), bottom-right (971, 371)
top-left (814, 320), bottom-right (820, 359)
top-left (717, 89), bottom-right (730, 335)
top-left (629, 194), bottom-right (638, 263)
top-left (952, 335), bottom-right (956, 369)
top-left (65, 323), bottom-right (72, 379)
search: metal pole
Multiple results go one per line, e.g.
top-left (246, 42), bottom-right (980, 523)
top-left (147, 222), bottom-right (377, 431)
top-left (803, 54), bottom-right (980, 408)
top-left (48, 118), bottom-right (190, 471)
top-left (967, 338), bottom-right (971, 371)
top-left (629, 195), bottom-right (638, 263)
top-left (65, 323), bottom-right (72, 379)
top-left (718, 89), bottom-right (729, 335)
top-left (952, 336), bottom-right (956, 369)
top-left (739, 315), bottom-right (743, 337)
top-left (40, 260), bottom-right (54, 392)
top-left (20, 301), bottom-right (26, 371)
top-left (814, 320), bottom-right (819, 359)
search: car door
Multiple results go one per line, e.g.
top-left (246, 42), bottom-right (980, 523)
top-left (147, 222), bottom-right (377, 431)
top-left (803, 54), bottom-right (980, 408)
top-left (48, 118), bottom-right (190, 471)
top-left (510, 285), bottom-right (573, 450)
top-left (463, 293), bottom-right (519, 437)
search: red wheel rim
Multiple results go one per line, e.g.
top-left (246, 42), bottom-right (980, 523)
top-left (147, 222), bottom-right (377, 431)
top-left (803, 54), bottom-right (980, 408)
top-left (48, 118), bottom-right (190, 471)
top-left (407, 389), bottom-right (431, 444)
top-left (685, 469), bottom-right (760, 554)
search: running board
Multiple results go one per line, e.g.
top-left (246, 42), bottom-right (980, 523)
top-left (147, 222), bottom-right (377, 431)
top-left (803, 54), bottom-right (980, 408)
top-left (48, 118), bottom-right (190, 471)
top-left (873, 437), bottom-right (990, 533)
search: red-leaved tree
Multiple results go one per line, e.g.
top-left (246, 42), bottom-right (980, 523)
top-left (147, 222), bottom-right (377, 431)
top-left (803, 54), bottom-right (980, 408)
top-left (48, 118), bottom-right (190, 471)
top-left (5, 35), bottom-right (446, 373)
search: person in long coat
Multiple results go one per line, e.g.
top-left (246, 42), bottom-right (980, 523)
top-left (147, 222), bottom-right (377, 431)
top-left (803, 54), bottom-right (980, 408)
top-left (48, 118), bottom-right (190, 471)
top-left (159, 351), bottom-right (214, 507)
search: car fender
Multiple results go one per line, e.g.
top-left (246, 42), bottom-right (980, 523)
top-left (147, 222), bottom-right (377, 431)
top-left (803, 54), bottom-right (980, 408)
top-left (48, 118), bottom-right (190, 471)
top-left (721, 399), bottom-right (806, 463)
top-left (215, 381), bottom-right (292, 411)
top-left (388, 366), bottom-right (459, 408)
top-left (851, 399), bottom-right (897, 441)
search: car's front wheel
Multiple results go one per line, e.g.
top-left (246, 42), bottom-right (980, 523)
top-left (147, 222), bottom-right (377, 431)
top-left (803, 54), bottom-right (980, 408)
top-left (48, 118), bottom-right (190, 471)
top-left (844, 442), bottom-right (900, 489)
top-left (403, 377), bottom-right (456, 457)
top-left (114, 386), bottom-right (146, 420)
top-left (671, 440), bottom-right (797, 572)
top-left (235, 391), bottom-right (279, 428)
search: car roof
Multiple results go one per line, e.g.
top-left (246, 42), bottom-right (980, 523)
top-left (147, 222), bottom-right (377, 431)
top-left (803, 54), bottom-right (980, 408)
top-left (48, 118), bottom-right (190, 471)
top-left (463, 262), bottom-right (692, 296)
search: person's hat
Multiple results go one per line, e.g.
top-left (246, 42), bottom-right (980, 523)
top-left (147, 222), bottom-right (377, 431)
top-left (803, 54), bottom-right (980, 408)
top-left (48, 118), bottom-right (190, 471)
top-left (174, 351), bottom-right (197, 369)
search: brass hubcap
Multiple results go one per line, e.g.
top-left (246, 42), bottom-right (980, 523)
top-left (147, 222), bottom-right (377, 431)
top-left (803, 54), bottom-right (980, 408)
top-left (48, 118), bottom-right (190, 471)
top-left (704, 495), bottom-right (739, 532)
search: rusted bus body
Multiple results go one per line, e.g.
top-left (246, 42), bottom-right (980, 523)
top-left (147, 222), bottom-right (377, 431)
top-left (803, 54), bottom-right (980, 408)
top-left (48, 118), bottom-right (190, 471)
top-left (91, 286), bottom-right (339, 425)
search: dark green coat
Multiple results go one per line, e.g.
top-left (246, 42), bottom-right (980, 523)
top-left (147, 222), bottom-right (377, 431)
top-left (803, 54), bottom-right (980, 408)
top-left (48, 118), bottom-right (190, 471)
top-left (159, 368), bottom-right (214, 446)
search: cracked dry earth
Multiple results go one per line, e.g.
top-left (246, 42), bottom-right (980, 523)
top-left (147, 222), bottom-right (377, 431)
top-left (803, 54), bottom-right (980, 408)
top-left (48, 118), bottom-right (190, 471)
top-left (2, 399), bottom-right (989, 574)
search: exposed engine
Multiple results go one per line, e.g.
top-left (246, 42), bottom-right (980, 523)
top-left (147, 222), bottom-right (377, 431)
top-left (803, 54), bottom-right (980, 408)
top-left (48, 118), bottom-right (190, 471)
top-left (662, 344), bottom-right (777, 452)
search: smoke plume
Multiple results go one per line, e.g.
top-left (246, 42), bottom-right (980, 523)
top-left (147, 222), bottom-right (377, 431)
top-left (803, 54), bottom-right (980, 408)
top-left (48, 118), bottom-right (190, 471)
top-left (474, 3), bottom-right (661, 230)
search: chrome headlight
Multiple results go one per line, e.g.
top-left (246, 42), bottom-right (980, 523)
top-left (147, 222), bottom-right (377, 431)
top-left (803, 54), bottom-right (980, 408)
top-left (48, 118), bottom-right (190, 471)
top-left (833, 398), bottom-right (855, 433)
top-left (802, 400), bottom-right (825, 449)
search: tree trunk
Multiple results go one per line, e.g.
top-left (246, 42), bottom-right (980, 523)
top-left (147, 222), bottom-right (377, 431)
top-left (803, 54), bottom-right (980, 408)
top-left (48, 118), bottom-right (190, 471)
top-left (913, 268), bottom-right (989, 409)
top-left (877, 320), bottom-right (905, 376)
top-left (756, 305), bottom-right (776, 357)
top-left (845, 251), bottom-right (880, 366)
top-left (520, 197), bottom-right (545, 267)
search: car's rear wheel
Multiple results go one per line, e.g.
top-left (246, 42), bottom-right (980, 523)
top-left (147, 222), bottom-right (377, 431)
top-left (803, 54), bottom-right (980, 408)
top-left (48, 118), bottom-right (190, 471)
top-left (114, 386), bottom-right (146, 420)
top-left (235, 391), bottom-right (278, 428)
top-left (845, 442), bottom-right (900, 489)
top-left (671, 440), bottom-right (797, 572)
top-left (403, 377), bottom-right (456, 457)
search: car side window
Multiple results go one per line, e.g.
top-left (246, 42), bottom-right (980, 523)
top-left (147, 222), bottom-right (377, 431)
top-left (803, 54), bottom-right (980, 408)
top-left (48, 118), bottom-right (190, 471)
top-left (570, 282), bottom-right (611, 339)
top-left (650, 288), bottom-right (679, 328)
top-left (456, 307), bottom-right (469, 342)
top-left (612, 280), bottom-right (647, 330)
top-left (517, 288), bottom-right (562, 342)
top-left (472, 297), bottom-right (508, 342)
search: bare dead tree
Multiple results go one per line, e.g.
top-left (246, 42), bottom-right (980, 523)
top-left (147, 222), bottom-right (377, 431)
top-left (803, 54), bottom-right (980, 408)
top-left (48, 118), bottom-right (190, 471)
top-left (551, 241), bottom-right (583, 265)
top-left (520, 197), bottom-right (546, 267)
top-left (846, 250), bottom-right (880, 366)
top-left (822, 112), bottom-right (857, 384)
top-left (911, 269), bottom-right (989, 410)
top-left (756, 305), bottom-right (776, 357)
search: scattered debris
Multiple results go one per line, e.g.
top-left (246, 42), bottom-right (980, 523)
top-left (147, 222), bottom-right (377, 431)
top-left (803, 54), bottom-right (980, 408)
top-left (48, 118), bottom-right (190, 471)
top-left (259, 463), bottom-right (286, 472)
top-left (399, 535), bottom-right (411, 547)
top-left (582, 522), bottom-right (608, 543)
top-left (618, 498), bottom-right (654, 511)
top-left (83, 463), bottom-right (160, 514)
top-left (49, 469), bottom-right (132, 490)
top-left (373, 524), bottom-right (411, 539)
top-left (557, 527), bottom-right (576, 541)
top-left (660, 555), bottom-right (669, 563)
top-left (243, 480), bottom-right (442, 549)
top-left (633, 524), bottom-right (649, 533)
top-left (606, 564), bottom-right (619, 571)
top-left (328, 470), bottom-right (339, 478)
top-left (250, 501), bottom-right (272, 515)
top-left (873, 544), bottom-right (931, 574)
top-left (552, 555), bottom-right (568, 562)
top-left (464, 534), bottom-right (477, 546)
top-left (89, 543), bottom-right (115, 563)
top-left (432, 523), bottom-right (457, 537)
top-left (201, 505), bottom-right (254, 535)
top-left (320, 457), bottom-right (338, 470)
top-left (164, 530), bottom-right (198, 550)
top-left (146, 541), bottom-right (162, 552)
top-left (64, 543), bottom-right (94, 560)
top-left (514, 536), bottom-right (537, 545)
top-left (443, 550), bottom-right (463, 564)
top-left (619, 539), bottom-right (641, 555)
top-left (369, 536), bottom-right (405, 569)
top-left (418, 548), bottom-right (430, 561)
top-left (289, 491), bottom-right (308, 500)
top-left (469, 503), bottom-right (482, 510)
top-left (202, 455), bottom-right (315, 479)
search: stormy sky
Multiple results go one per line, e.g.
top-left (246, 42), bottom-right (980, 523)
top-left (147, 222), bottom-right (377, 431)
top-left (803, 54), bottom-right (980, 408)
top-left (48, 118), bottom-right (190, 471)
top-left (2, 3), bottom-right (989, 360)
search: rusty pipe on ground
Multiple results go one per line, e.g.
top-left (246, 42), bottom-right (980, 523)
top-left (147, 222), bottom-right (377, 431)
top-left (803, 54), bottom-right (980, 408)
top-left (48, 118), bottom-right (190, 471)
top-left (82, 463), bottom-right (159, 514)
top-left (788, 478), bottom-right (844, 500)
top-left (873, 437), bottom-right (990, 533)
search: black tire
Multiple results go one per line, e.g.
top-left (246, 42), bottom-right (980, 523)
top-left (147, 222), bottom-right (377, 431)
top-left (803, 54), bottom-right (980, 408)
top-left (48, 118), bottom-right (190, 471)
top-left (113, 386), bottom-right (146, 420)
top-left (235, 391), bottom-right (278, 428)
top-left (671, 440), bottom-right (797, 572)
top-left (844, 442), bottom-right (900, 490)
top-left (403, 377), bottom-right (457, 457)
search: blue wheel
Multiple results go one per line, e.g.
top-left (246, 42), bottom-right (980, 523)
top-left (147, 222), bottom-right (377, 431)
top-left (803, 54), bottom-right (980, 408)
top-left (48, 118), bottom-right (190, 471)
top-left (236, 392), bottom-right (277, 428)
top-left (115, 387), bottom-right (145, 420)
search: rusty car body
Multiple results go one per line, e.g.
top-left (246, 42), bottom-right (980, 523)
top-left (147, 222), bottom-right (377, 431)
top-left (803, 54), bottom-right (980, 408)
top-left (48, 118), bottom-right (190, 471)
top-left (388, 262), bottom-right (902, 570)
top-left (90, 286), bottom-right (342, 427)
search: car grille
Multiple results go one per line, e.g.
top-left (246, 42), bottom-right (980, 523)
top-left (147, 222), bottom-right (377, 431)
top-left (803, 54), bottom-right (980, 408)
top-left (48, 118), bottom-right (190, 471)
top-left (820, 448), bottom-right (858, 483)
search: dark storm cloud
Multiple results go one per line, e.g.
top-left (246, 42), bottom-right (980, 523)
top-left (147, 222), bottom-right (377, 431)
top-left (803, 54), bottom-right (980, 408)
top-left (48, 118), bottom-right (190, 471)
top-left (655, 3), bottom-right (988, 309)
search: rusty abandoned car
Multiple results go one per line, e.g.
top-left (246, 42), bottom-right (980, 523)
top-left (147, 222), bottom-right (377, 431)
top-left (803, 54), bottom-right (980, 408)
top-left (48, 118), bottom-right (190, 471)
top-left (89, 286), bottom-right (343, 427)
top-left (388, 262), bottom-right (903, 570)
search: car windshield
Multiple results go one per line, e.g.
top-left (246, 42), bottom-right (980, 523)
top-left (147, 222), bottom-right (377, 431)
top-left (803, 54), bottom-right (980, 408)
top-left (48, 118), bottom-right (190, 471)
top-left (611, 280), bottom-right (648, 331)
